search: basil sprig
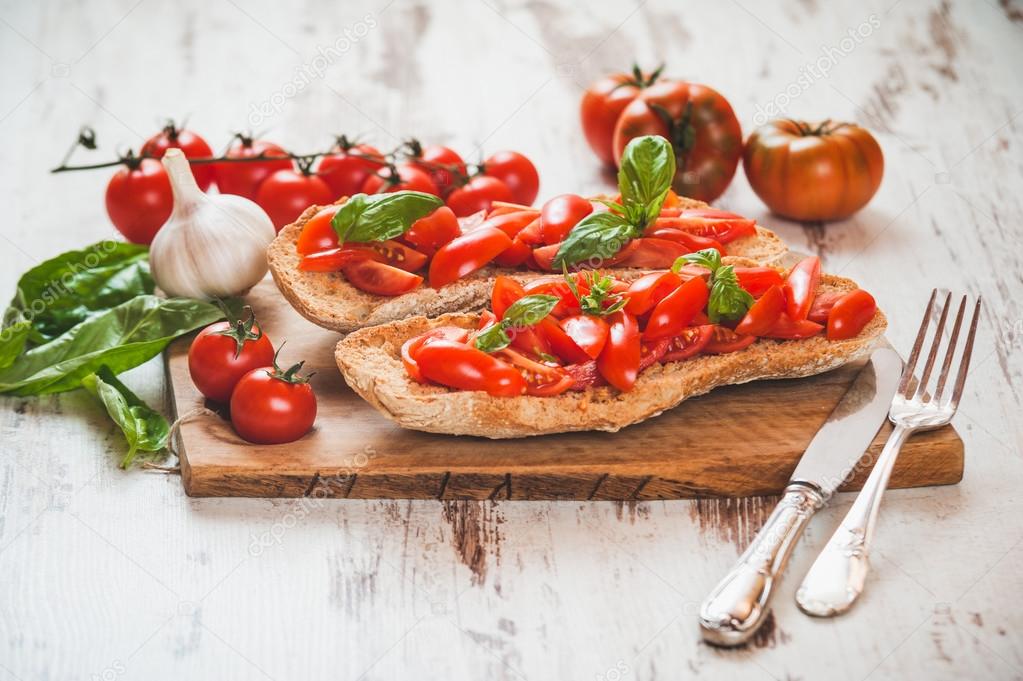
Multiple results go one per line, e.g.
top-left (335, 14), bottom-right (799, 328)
top-left (554, 135), bottom-right (675, 268)
top-left (82, 365), bottom-right (170, 469)
top-left (474, 294), bottom-right (559, 353)
top-left (332, 191), bottom-right (443, 243)
top-left (564, 269), bottom-right (627, 317)
top-left (673, 248), bottom-right (754, 323)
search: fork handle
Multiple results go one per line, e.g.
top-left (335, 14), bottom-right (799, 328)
top-left (795, 424), bottom-right (912, 617)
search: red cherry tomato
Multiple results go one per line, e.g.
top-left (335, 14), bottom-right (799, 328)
top-left (537, 317), bottom-right (590, 363)
top-left (581, 68), bottom-right (664, 165)
top-left (446, 176), bottom-right (514, 217)
top-left (363, 163), bottom-right (439, 196)
top-left (807, 291), bottom-right (844, 324)
top-left (662, 325), bottom-right (714, 362)
top-left (764, 314), bottom-right (825, 340)
top-left (734, 284), bottom-right (785, 336)
top-left (105, 159), bottom-right (173, 244)
top-left (342, 259), bottom-right (423, 296)
top-left (616, 237), bottom-right (690, 269)
top-left (429, 226), bottom-right (512, 287)
top-left (624, 271), bottom-right (683, 315)
top-left (530, 243), bottom-right (561, 271)
top-left (215, 135), bottom-right (291, 200)
top-left (735, 267), bottom-right (785, 297)
top-left (403, 206), bottom-right (460, 256)
top-left (653, 210), bottom-right (757, 243)
top-left (230, 363), bottom-right (317, 444)
top-left (640, 337), bottom-right (670, 369)
top-left (483, 151), bottom-right (540, 205)
top-left (480, 210), bottom-right (541, 238)
top-left (256, 169), bottom-right (333, 231)
top-left (318, 142), bottom-right (386, 197)
top-left (826, 289), bottom-right (877, 340)
top-left (523, 278), bottom-right (584, 318)
top-left (296, 205), bottom-right (341, 255)
top-left (414, 144), bottom-right (466, 197)
top-left (492, 276), bottom-right (526, 318)
top-left (540, 194), bottom-right (593, 245)
top-left (493, 236), bottom-right (533, 268)
top-left (643, 276), bottom-right (710, 340)
top-left (141, 123), bottom-right (216, 191)
top-left (561, 314), bottom-right (609, 359)
top-left (784, 256), bottom-right (821, 320)
top-left (188, 313), bottom-right (275, 403)
top-left (402, 326), bottom-right (469, 383)
top-left (703, 326), bottom-right (758, 354)
top-left (415, 340), bottom-right (526, 396)
top-left (646, 226), bottom-right (724, 255)
top-left (499, 348), bottom-right (573, 396)
top-left (597, 310), bottom-right (641, 392)
top-left (301, 240), bottom-right (427, 273)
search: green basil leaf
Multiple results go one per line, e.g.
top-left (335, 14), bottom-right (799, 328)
top-left (617, 135), bottom-right (675, 223)
top-left (333, 191), bottom-right (443, 243)
top-left (82, 365), bottom-right (170, 469)
top-left (0, 295), bottom-right (225, 396)
top-left (473, 323), bottom-right (512, 353)
top-left (0, 321), bottom-right (30, 369)
top-left (674, 248), bottom-right (721, 273)
top-left (707, 265), bottom-right (754, 323)
top-left (502, 294), bottom-right (559, 329)
top-left (3, 241), bottom-right (153, 343)
top-left (553, 212), bottom-right (634, 269)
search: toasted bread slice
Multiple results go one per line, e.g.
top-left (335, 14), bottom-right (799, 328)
top-left (268, 198), bottom-right (789, 333)
top-left (334, 260), bottom-right (886, 438)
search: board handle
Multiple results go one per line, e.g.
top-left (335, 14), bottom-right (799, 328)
top-left (698, 483), bottom-right (825, 646)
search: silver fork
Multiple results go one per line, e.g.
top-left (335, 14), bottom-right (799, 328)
top-left (795, 289), bottom-right (981, 617)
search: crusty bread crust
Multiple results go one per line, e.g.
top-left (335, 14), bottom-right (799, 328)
top-left (268, 198), bottom-right (789, 333)
top-left (334, 261), bottom-right (887, 438)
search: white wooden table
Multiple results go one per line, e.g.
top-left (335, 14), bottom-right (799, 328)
top-left (2, 1), bottom-right (1021, 678)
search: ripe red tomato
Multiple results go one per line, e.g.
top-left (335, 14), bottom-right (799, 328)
top-left (523, 278), bottom-right (584, 318)
top-left (363, 163), bottom-right (438, 196)
top-left (230, 362), bottom-right (317, 444)
top-left (499, 348), bottom-right (573, 396)
top-left (537, 318), bottom-right (590, 363)
top-left (105, 159), bottom-right (173, 245)
top-left (540, 194), bottom-right (593, 244)
top-left (188, 313), bottom-right (275, 403)
top-left (581, 67), bottom-right (664, 165)
top-left (735, 267), bottom-right (784, 297)
top-left (300, 240), bottom-right (427, 273)
top-left (415, 339), bottom-right (526, 396)
top-left (662, 325), bottom-right (714, 362)
top-left (764, 314), bottom-right (824, 339)
top-left (296, 206), bottom-right (341, 255)
top-left (643, 276), bottom-right (710, 340)
top-left (141, 123), bottom-right (215, 191)
top-left (429, 226), bottom-right (512, 287)
top-left (492, 276), bottom-right (526, 318)
top-left (616, 238), bottom-right (690, 269)
top-left (215, 135), bottom-right (291, 200)
top-left (342, 259), bottom-right (423, 296)
top-left (826, 289), bottom-right (876, 340)
top-left (807, 291), bottom-right (844, 324)
top-left (318, 142), bottom-right (385, 197)
top-left (402, 326), bottom-right (469, 383)
top-left (704, 326), bottom-right (758, 354)
top-left (256, 168), bottom-right (333, 231)
top-left (784, 256), bottom-right (821, 320)
top-left (483, 151), bottom-right (539, 205)
top-left (734, 284), bottom-right (785, 336)
top-left (413, 144), bottom-right (466, 197)
top-left (561, 314), bottom-right (609, 359)
top-left (624, 271), bottom-right (682, 315)
top-left (654, 210), bottom-right (757, 243)
top-left (645, 227), bottom-right (724, 255)
top-left (613, 81), bottom-right (742, 202)
top-left (403, 206), bottom-right (460, 256)
top-left (446, 176), bottom-right (514, 217)
top-left (597, 310), bottom-right (641, 392)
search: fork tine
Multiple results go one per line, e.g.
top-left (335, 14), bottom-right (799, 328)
top-left (899, 289), bottom-right (937, 396)
top-left (948, 297), bottom-right (982, 409)
top-left (914, 292), bottom-right (953, 401)
top-left (934, 296), bottom-right (967, 401)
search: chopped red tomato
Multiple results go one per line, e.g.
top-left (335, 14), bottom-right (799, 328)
top-left (481, 210), bottom-right (542, 239)
top-left (342, 259), bottom-right (423, 296)
top-left (516, 217), bottom-right (543, 245)
top-left (524, 278), bottom-right (584, 318)
top-left (561, 314), bottom-right (609, 359)
top-left (298, 247), bottom-right (363, 272)
top-left (657, 209), bottom-right (757, 243)
top-left (826, 289), bottom-right (876, 340)
top-left (415, 340), bottom-right (525, 396)
top-left (808, 291), bottom-right (844, 324)
top-left (624, 271), bottom-right (682, 315)
top-left (643, 276), bottom-right (710, 340)
top-left (639, 338), bottom-right (670, 370)
top-left (499, 348), bottom-right (573, 396)
top-left (493, 237), bottom-right (532, 267)
top-left (735, 266), bottom-right (784, 297)
top-left (735, 284), bottom-right (785, 336)
top-left (538, 318), bottom-right (590, 364)
top-left (477, 310), bottom-right (498, 330)
top-left (540, 194), bottom-right (593, 244)
top-left (763, 314), bottom-right (824, 339)
top-left (647, 226), bottom-right (724, 255)
top-left (531, 243), bottom-right (561, 271)
top-left (597, 310), bottom-right (641, 392)
top-left (616, 238), bottom-right (690, 269)
top-left (299, 240), bottom-right (427, 273)
top-left (784, 256), bottom-right (821, 320)
top-left (704, 326), bottom-right (758, 354)
top-left (296, 205), bottom-right (341, 255)
top-left (403, 206), bottom-right (460, 256)
top-left (662, 325), bottom-right (714, 362)
top-left (401, 326), bottom-right (469, 383)
top-left (429, 226), bottom-right (512, 287)
top-left (565, 360), bottom-right (605, 391)
top-left (492, 276), bottom-right (526, 318)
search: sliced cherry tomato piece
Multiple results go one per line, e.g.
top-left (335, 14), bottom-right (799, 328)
top-left (808, 290), bottom-right (844, 324)
top-left (703, 326), bottom-right (758, 354)
top-left (616, 238), bottom-right (690, 269)
top-left (624, 271), bottom-right (682, 315)
top-left (403, 206), bottom-right (460, 256)
top-left (735, 266), bottom-right (785, 297)
top-left (402, 326), bottom-right (470, 383)
top-left (482, 210), bottom-right (543, 238)
top-left (538, 318), bottom-right (590, 364)
top-left (826, 289), bottom-right (877, 340)
top-left (488, 200), bottom-right (535, 215)
top-left (299, 247), bottom-right (365, 272)
top-left (656, 209), bottom-right (758, 243)
top-left (540, 194), bottom-right (594, 245)
top-left (369, 240), bottom-right (428, 272)
top-left (784, 256), bottom-right (821, 320)
top-left (477, 310), bottom-right (498, 330)
top-left (639, 338), bottom-right (669, 370)
top-left (764, 314), bottom-right (825, 339)
top-left (508, 325), bottom-right (552, 356)
top-left (661, 325), bottom-right (714, 362)
top-left (596, 310), bottom-right (640, 392)
top-left (646, 226), bottom-right (724, 255)
top-left (415, 340), bottom-right (525, 396)
top-left (296, 205), bottom-right (341, 255)
top-left (643, 276), bottom-right (710, 340)
top-left (524, 278), bottom-right (584, 318)
top-left (531, 243), bottom-right (561, 271)
top-left (492, 276), bottom-right (526, 318)
top-left (493, 236), bottom-right (533, 268)
top-left (498, 348), bottom-right (573, 396)
top-left (342, 259), bottom-right (423, 296)
top-left (429, 226), bottom-right (512, 288)
top-left (734, 284), bottom-right (785, 336)
top-left (561, 314), bottom-right (609, 360)
top-left (516, 217), bottom-right (543, 245)
top-left (565, 360), bottom-right (605, 391)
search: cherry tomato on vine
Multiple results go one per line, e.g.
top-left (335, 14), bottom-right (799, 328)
top-left (105, 158), bottom-right (173, 245)
top-left (230, 355), bottom-right (317, 445)
top-left (188, 307), bottom-right (275, 403)
top-left (446, 176), bottom-right (514, 217)
top-left (215, 135), bottom-right (291, 200)
top-left (256, 168), bottom-right (334, 231)
top-left (412, 144), bottom-right (466, 197)
top-left (540, 194), bottom-right (593, 244)
top-left (141, 122), bottom-right (216, 191)
top-left (363, 163), bottom-right (438, 196)
top-left (482, 151), bottom-right (539, 205)
top-left (318, 141), bottom-right (385, 198)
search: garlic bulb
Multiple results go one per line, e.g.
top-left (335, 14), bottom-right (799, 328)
top-left (150, 148), bottom-right (276, 298)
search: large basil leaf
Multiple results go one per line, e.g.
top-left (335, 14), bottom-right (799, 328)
top-left (617, 135), bottom-right (676, 226)
top-left (82, 365), bottom-right (170, 469)
top-left (0, 321), bottom-right (30, 370)
top-left (552, 212), bottom-right (635, 269)
top-left (3, 241), bottom-right (153, 343)
top-left (0, 295), bottom-right (223, 395)
top-left (332, 191), bottom-right (443, 243)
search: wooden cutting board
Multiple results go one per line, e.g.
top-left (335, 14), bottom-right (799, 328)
top-left (166, 277), bottom-right (964, 499)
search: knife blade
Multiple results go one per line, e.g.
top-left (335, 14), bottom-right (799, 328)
top-left (698, 347), bottom-right (903, 647)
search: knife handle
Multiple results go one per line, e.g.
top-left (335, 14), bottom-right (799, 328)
top-left (699, 483), bottom-right (825, 647)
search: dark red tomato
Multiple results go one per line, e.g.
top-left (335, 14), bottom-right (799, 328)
top-left (499, 348), bottom-right (573, 396)
top-left (483, 151), bottom-right (539, 205)
top-left (734, 284), bottom-right (785, 336)
top-left (492, 275), bottom-right (526, 318)
top-left (296, 205), bottom-right (341, 255)
top-left (493, 236), bottom-right (533, 267)
top-left (597, 310), bottom-right (641, 392)
top-left (429, 226), bottom-right (512, 287)
top-left (654, 210), bottom-right (757, 243)
top-left (188, 315), bottom-right (275, 403)
top-left (230, 364), bottom-right (317, 444)
top-left (215, 135), bottom-right (291, 200)
top-left (703, 326), bottom-right (758, 354)
top-left (624, 271), bottom-right (682, 315)
top-left (318, 143), bottom-right (385, 197)
top-left (561, 314), bottom-right (609, 359)
top-left (581, 68), bottom-right (664, 165)
top-left (343, 259), bottom-right (423, 296)
top-left (538, 318), bottom-right (590, 363)
top-left (401, 326), bottom-right (469, 383)
top-left (764, 314), bottom-right (824, 339)
top-left (662, 325), bottom-right (714, 362)
top-left (826, 289), bottom-right (876, 340)
top-left (446, 176), bottom-right (514, 217)
top-left (735, 267), bottom-right (784, 297)
top-left (256, 169), bottom-right (333, 231)
top-left (613, 81), bottom-right (742, 202)
top-left (363, 163), bottom-right (439, 196)
top-left (415, 340), bottom-right (526, 396)
top-left (524, 278), bottom-right (584, 318)
top-left (643, 276), bottom-right (710, 340)
top-left (105, 159), bottom-right (173, 244)
top-left (414, 145), bottom-right (466, 197)
top-left (640, 338), bottom-right (670, 369)
top-left (784, 256), bottom-right (821, 320)
top-left (808, 291), bottom-right (844, 324)
top-left (540, 194), bottom-right (593, 245)
top-left (141, 123), bottom-right (216, 191)
top-left (403, 206), bottom-right (460, 256)
top-left (645, 226), bottom-right (724, 255)
top-left (617, 238), bottom-right (690, 269)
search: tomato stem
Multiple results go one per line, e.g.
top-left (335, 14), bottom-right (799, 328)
top-left (268, 342), bottom-right (313, 384)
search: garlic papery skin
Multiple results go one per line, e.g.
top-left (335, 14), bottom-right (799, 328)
top-left (150, 148), bottom-right (276, 299)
